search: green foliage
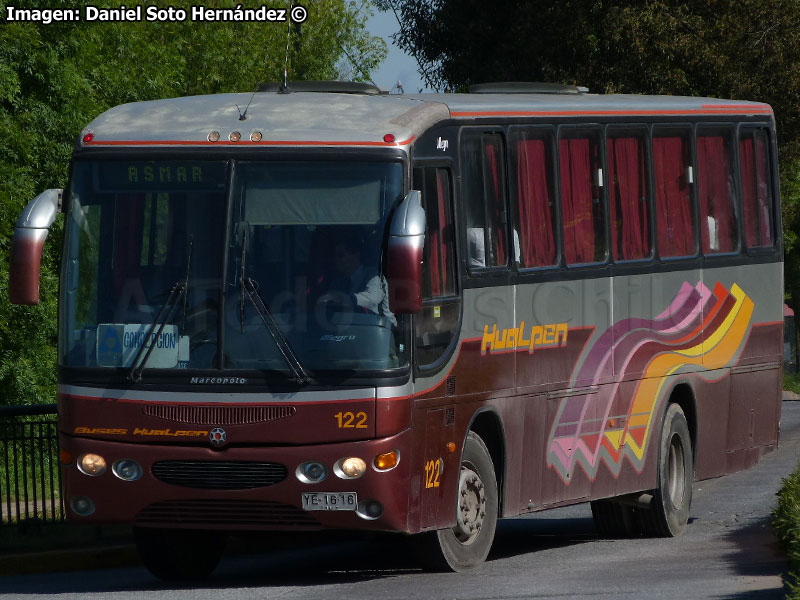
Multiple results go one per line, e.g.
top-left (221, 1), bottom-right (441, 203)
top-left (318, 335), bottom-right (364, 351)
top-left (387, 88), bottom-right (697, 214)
top-left (774, 462), bottom-right (800, 596)
top-left (0, 0), bottom-right (386, 406)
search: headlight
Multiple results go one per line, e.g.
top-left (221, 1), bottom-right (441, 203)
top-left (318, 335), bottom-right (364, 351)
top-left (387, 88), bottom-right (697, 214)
top-left (112, 459), bottom-right (143, 481)
top-left (77, 453), bottom-right (106, 476)
top-left (334, 457), bottom-right (367, 479)
top-left (296, 461), bottom-right (328, 483)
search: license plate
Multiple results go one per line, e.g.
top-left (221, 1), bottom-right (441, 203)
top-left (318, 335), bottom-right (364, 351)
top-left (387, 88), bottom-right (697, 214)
top-left (301, 492), bottom-right (357, 511)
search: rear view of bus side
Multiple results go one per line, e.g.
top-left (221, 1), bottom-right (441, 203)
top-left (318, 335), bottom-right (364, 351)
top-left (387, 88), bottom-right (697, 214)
top-left (9, 82), bottom-right (782, 577)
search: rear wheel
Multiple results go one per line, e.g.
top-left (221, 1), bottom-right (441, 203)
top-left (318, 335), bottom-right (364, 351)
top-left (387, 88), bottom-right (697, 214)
top-left (415, 431), bottom-right (498, 572)
top-left (643, 403), bottom-right (693, 536)
top-left (590, 498), bottom-right (639, 538)
top-left (134, 527), bottom-right (225, 581)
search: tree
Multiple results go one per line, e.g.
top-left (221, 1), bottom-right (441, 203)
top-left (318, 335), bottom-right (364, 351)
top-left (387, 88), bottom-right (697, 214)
top-left (0, 0), bottom-right (386, 405)
top-left (380, 0), bottom-right (800, 365)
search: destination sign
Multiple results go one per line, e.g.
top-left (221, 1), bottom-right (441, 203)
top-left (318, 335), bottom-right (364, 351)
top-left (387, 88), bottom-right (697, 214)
top-left (97, 161), bottom-right (226, 192)
top-left (96, 323), bottom-right (189, 368)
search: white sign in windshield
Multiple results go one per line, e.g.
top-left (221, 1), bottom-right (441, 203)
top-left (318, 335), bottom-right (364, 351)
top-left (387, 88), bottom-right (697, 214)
top-left (96, 324), bottom-right (188, 368)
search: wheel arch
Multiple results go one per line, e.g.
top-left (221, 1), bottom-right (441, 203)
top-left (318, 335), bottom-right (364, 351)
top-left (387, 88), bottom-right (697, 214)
top-left (665, 382), bottom-right (698, 461)
top-left (465, 408), bottom-right (506, 516)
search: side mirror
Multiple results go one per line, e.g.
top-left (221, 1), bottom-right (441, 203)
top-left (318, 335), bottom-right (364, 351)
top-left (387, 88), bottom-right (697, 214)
top-left (386, 190), bottom-right (425, 314)
top-left (9, 188), bottom-right (62, 305)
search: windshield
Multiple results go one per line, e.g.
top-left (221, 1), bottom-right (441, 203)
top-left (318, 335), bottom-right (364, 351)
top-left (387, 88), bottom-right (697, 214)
top-left (59, 158), bottom-right (409, 378)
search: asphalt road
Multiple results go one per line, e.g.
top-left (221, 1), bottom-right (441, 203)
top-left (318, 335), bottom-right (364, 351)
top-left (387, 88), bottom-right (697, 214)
top-left (3, 402), bottom-right (799, 599)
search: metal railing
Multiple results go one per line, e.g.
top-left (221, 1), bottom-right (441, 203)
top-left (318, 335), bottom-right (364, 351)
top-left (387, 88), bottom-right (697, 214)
top-left (0, 404), bottom-right (63, 525)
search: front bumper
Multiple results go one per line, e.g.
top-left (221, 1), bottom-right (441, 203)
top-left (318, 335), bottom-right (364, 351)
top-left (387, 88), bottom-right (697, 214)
top-left (60, 427), bottom-right (413, 533)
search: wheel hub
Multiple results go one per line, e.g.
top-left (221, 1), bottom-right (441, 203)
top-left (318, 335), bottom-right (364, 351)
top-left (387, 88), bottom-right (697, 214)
top-left (454, 466), bottom-right (486, 544)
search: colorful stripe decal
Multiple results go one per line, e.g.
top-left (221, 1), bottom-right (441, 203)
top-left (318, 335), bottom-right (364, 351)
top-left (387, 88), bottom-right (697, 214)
top-left (547, 281), bottom-right (754, 482)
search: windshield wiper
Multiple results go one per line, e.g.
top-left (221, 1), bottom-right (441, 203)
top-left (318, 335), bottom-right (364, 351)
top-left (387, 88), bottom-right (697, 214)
top-left (126, 282), bottom-right (186, 382)
top-left (243, 277), bottom-right (311, 385)
top-left (127, 239), bottom-right (193, 382)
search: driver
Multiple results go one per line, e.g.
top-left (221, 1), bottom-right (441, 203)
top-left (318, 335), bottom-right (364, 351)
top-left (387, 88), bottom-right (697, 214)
top-left (320, 239), bottom-right (396, 326)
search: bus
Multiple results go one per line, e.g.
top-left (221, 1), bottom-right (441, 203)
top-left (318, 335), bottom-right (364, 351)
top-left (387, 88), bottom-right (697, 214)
top-left (9, 81), bottom-right (783, 578)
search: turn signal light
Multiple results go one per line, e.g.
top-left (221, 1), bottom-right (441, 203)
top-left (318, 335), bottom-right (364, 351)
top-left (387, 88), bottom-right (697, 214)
top-left (59, 449), bottom-right (72, 465)
top-left (374, 450), bottom-right (399, 471)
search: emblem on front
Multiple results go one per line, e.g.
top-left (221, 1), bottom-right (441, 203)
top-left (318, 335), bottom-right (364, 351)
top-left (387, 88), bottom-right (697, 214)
top-left (209, 427), bottom-right (227, 448)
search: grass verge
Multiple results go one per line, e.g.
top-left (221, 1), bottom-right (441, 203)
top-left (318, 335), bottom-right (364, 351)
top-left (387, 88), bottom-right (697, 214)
top-left (785, 373), bottom-right (800, 395)
top-left (774, 462), bottom-right (800, 597)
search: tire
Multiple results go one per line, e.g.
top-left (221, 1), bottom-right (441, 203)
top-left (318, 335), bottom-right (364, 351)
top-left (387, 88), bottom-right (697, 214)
top-left (414, 431), bottom-right (498, 572)
top-left (134, 527), bottom-right (225, 581)
top-left (645, 403), bottom-right (694, 536)
top-left (590, 499), bottom-right (640, 538)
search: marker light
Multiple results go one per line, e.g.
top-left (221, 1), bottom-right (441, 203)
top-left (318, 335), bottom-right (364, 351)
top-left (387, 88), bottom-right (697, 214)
top-left (296, 461), bottom-right (327, 483)
top-left (335, 457), bottom-right (367, 479)
top-left (208, 131), bottom-right (220, 142)
top-left (383, 133), bottom-right (396, 143)
top-left (112, 459), bottom-right (143, 481)
top-left (374, 450), bottom-right (399, 471)
top-left (250, 131), bottom-right (263, 142)
top-left (229, 131), bottom-right (241, 142)
top-left (78, 453), bottom-right (106, 476)
top-left (82, 133), bottom-right (94, 144)
top-left (59, 449), bottom-right (73, 465)
top-left (70, 496), bottom-right (95, 516)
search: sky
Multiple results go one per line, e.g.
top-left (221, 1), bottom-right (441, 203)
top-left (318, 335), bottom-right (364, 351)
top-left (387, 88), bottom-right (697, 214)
top-left (364, 7), bottom-right (431, 93)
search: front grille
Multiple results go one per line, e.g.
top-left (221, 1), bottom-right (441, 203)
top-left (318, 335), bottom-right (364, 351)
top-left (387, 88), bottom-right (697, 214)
top-left (136, 499), bottom-right (318, 528)
top-left (142, 404), bottom-right (296, 425)
top-left (152, 460), bottom-right (287, 490)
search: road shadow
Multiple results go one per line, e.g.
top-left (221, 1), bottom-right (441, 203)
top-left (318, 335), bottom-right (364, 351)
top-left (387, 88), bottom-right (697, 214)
top-left (711, 517), bottom-right (790, 599)
top-left (488, 514), bottom-right (598, 562)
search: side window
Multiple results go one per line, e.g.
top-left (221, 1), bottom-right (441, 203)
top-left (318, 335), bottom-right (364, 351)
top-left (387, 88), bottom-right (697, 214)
top-left (559, 129), bottom-right (606, 264)
top-left (653, 127), bottom-right (696, 258)
top-left (697, 126), bottom-right (739, 254)
top-left (462, 133), bottom-right (508, 269)
top-left (509, 128), bottom-right (558, 268)
top-left (414, 166), bottom-right (460, 368)
top-left (607, 128), bottom-right (651, 261)
top-left (739, 128), bottom-right (775, 249)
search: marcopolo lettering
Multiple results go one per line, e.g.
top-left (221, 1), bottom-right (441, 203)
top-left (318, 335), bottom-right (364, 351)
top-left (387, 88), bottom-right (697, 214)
top-left (190, 377), bottom-right (247, 385)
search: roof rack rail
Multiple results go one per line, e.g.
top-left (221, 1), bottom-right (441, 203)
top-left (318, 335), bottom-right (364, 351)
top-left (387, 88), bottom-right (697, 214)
top-left (469, 82), bottom-right (589, 94)
top-left (258, 81), bottom-right (383, 95)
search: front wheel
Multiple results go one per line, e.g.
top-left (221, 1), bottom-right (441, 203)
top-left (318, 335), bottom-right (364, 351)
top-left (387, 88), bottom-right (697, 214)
top-left (415, 431), bottom-right (498, 571)
top-left (134, 527), bottom-right (225, 581)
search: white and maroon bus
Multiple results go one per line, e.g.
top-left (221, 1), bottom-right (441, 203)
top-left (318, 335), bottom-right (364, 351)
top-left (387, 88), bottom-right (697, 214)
top-left (9, 81), bottom-right (783, 578)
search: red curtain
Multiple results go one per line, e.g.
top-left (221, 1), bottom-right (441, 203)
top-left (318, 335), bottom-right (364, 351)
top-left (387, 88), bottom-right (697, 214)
top-left (697, 135), bottom-right (736, 253)
top-left (484, 141), bottom-right (506, 265)
top-left (607, 137), bottom-right (649, 260)
top-left (560, 138), bottom-right (595, 263)
top-left (516, 137), bottom-right (555, 267)
top-left (653, 136), bottom-right (694, 257)
top-left (740, 134), bottom-right (773, 248)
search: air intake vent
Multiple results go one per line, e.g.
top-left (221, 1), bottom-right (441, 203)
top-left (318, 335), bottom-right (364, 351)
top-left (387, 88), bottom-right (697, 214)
top-left (142, 404), bottom-right (295, 425)
top-left (137, 499), bottom-right (318, 528)
top-left (152, 460), bottom-right (287, 490)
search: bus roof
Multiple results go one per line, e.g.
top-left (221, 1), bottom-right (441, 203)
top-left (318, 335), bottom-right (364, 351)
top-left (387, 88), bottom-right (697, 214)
top-left (79, 90), bottom-right (773, 150)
